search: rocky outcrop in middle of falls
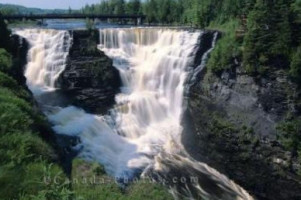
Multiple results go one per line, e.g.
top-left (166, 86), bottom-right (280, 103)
top-left (58, 30), bottom-right (121, 114)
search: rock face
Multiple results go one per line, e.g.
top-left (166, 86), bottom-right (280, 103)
top-left (9, 35), bottom-right (29, 86)
top-left (183, 32), bottom-right (301, 200)
top-left (58, 30), bottom-right (121, 114)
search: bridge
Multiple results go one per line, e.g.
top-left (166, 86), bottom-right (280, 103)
top-left (0, 14), bottom-right (146, 25)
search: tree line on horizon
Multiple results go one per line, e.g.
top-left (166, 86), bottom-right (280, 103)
top-left (81, 0), bottom-right (256, 27)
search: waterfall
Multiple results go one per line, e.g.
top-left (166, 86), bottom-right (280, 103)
top-left (98, 28), bottom-right (199, 140)
top-left (97, 28), bottom-right (253, 200)
top-left (17, 28), bottom-right (253, 200)
top-left (16, 29), bottom-right (71, 94)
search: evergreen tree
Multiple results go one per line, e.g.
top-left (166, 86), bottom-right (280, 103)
top-left (126, 0), bottom-right (142, 15)
top-left (243, 0), bottom-right (292, 74)
top-left (143, 0), bottom-right (158, 23)
top-left (111, 0), bottom-right (125, 15)
top-left (0, 16), bottom-right (11, 51)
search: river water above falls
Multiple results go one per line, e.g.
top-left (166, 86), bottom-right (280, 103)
top-left (16, 27), bottom-right (253, 200)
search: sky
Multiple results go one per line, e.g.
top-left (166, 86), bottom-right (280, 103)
top-left (0, 0), bottom-right (101, 10)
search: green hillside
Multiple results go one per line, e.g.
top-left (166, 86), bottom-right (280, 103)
top-left (0, 3), bottom-right (68, 15)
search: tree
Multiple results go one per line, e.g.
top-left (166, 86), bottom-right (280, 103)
top-left (110, 0), bottom-right (125, 15)
top-left (126, 0), bottom-right (142, 15)
top-left (243, 0), bottom-right (293, 74)
top-left (143, 0), bottom-right (158, 23)
top-left (0, 16), bottom-right (11, 51)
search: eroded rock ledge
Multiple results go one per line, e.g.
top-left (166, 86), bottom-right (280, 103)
top-left (58, 30), bottom-right (121, 114)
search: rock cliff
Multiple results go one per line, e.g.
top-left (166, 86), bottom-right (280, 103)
top-left (183, 31), bottom-right (301, 200)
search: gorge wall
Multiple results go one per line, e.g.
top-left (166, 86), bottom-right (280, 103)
top-left (183, 31), bottom-right (301, 200)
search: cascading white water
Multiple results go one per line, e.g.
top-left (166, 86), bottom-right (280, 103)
top-left (17, 27), bottom-right (253, 200)
top-left (47, 28), bottom-right (201, 178)
top-left (98, 28), bottom-right (199, 146)
top-left (16, 29), bottom-right (71, 94)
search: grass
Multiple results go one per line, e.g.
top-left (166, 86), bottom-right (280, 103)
top-left (0, 50), bottom-right (70, 199)
top-left (71, 159), bottom-right (173, 200)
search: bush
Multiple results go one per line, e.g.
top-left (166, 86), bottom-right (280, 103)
top-left (0, 71), bottom-right (28, 98)
top-left (0, 48), bottom-right (12, 72)
top-left (277, 119), bottom-right (301, 154)
top-left (71, 159), bottom-right (173, 200)
top-left (207, 19), bottom-right (241, 75)
top-left (126, 181), bottom-right (173, 200)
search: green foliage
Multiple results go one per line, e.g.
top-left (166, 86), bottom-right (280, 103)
top-left (0, 48), bottom-right (12, 72)
top-left (0, 89), bottom-right (33, 133)
top-left (276, 119), bottom-right (301, 174)
top-left (0, 80), bottom-right (70, 199)
top-left (290, 46), bottom-right (301, 84)
top-left (208, 114), bottom-right (237, 136)
top-left (206, 113), bottom-right (259, 149)
top-left (143, 0), bottom-right (158, 23)
top-left (82, 0), bottom-right (127, 15)
top-left (81, 0), bottom-right (255, 26)
top-left (0, 88), bottom-right (69, 199)
top-left (71, 159), bottom-right (173, 200)
top-left (291, 0), bottom-right (301, 45)
top-left (125, 181), bottom-right (173, 200)
top-left (126, 0), bottom-right (142, 15)
top-left (277, 119), bottom-right (301, 153)
top-left (243, 0), bottom-right (296, 75)
top-left (0, 71), bottom-right (28, 98)
top-left (207, 20), bottom-right (241, 74)
top-left (0, 78), bottom-right (67, 199)
top-left (0, 3), bottom-right (68, 15)
top-left (19, 162), bottom-right (72, 200)
top-left (0, 18), bottom-right (70, 198)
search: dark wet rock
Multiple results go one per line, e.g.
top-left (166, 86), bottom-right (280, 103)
top-left (58, 30), bottom-right (121, 114)
top-left (193, 30), bottom-right (221, 68)
top-left (183, 32), bottom-right (301, 200)
top-left (10, 34), bottom-right (29, 85)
